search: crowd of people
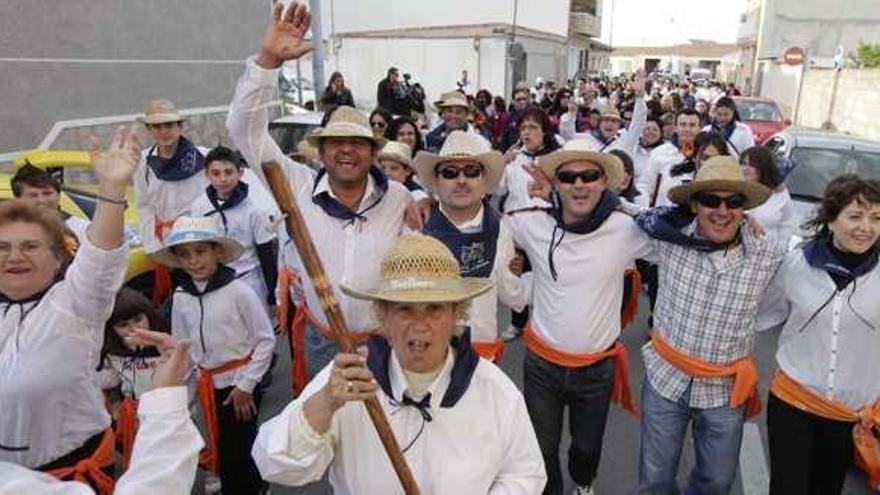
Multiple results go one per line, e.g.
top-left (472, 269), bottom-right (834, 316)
top-left (1, 2), bottom-right (879, 495)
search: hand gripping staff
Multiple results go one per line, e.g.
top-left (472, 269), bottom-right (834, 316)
top-left (262, 161), bottom-right (421, 495)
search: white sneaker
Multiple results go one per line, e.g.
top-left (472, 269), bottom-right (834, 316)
top-left (204, 473), bottom-right (222, 494)
top-left (501, 324), bottom-right (523, 342)
top-left (573, 485), bottom-right (594, 495)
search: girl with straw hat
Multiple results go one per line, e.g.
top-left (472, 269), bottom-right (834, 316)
top-left (252, 235), bottom-right (546, 494)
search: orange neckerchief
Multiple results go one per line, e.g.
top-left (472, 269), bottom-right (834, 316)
top-left (771, 370), bottom-right (880, 490)
top-left (525, 327), bottom-right (637, 417)
top-left (650, 330), bottom-right (761, 417)
top-left (45, 429), bottom-right (116, 495)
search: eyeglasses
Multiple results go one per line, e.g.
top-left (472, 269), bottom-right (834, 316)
top-left (370, 121), bottom-right (387, 129)
top-left (436, 164), bottom-right (484, 180)
top-left (693, 192), bottom-right (747, 209)
top-left (556, 169), bottom-right (603, 184)
top-left (0, 240), bottom-right (51, 257)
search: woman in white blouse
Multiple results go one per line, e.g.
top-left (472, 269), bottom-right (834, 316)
top-left (741, 146), bottom-right (797, 245)
top-left (759, 174), bottom-right (880, 494)
top-left (0, 127), bottom-right (141, 492)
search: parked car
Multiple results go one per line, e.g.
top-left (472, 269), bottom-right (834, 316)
top-left (764, 127), bottom-right (880, 245)
top-left (732, 96), bottom-right (789, 145)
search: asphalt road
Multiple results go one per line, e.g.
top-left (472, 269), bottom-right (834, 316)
top-left (255, 295), bottom-right (873, 495)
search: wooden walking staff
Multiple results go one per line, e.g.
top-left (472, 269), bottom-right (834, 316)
top-left (261, 161), bottom-right (421, 495)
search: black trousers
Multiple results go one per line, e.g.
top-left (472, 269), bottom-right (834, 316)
top-left (767, 392), bottom-right (854, 495)
top-left (214, 386), bottom-right (267, 495)
top-left (511, 248), bottom-right (532, 329)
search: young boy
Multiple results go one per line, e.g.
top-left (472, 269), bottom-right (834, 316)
top-left (154, 216), bottom-right (275, 495)
top-left (11, 163), bottom-right (90, 243)
top-left (188, 146), bottom-right (278, 315)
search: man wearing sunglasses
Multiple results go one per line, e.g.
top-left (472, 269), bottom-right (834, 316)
top-left (508, 139), bottom-right (655, 495)
top-left (412, 131), bottom-right (526, 362)
top-left (632, 155), bottom-right (787, 494)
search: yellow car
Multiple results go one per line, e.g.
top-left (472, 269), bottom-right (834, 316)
top-left (5, 150), bottom-right (155, 292)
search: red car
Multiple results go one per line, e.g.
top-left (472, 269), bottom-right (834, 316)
top-left (732, 96), bottom-right (790, 145)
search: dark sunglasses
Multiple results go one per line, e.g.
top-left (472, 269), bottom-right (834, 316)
top-left (694, 192), bottom-right (747, 209)
top-left (556, 169), bottom-right (603, 185)
top-left (370, 121), bottom-right (387, 128)
top-left (436, 164), bottom-right (484, 180)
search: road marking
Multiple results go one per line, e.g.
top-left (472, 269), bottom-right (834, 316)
top-left (740, 422), bottom-right (769, 495)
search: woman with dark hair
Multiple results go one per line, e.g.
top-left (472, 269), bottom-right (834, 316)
top-left (759, 175), bottom-right (880, 495)
top-left (319, 71), bottom-right (354, 110)
top-left (549, 88), bottom-right (573, 131)
top-left (704, 96), bottom-right (755, 157)
top-left (741, 146), bottom-right (796, 243)
top-left (386, 116), bottom-right (424, 157)
top-left (368, 108), bottom-right (393, 146)
top-left (695, 98), bottom-right (711, 127)
top-left (609, 149), bottom-right (638, 203)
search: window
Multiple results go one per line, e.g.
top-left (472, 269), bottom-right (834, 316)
top-left (785, 146), bottom-right (880, 201)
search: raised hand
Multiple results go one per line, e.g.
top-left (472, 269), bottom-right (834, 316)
top-left (632, 69), bottom-right (646, 98)
top-left (90, 126), bottom-right (142, 192)
top-left (257, 2), bottom-right (314, 69)
top-left (524, 163), bottom-right (552, 201)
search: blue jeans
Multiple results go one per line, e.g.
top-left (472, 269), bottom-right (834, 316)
top-left (638, 378), bottom-right (746, 495)
top-left (523, 350), bottom-right (615, 494)
top-left (305, 322), bottom-right (340, 380)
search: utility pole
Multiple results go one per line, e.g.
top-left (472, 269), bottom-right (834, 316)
top-left (309, 0), bottom-right (326, 106)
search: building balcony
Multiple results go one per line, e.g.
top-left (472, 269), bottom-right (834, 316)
top-left (570, 11), bottom-right (601, 38)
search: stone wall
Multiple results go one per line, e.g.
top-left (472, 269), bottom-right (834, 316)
top-left (797, 69), bottom-right (880, 142)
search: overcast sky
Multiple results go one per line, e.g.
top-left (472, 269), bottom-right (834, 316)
top-left (599, 0), bottom-right (749, 47)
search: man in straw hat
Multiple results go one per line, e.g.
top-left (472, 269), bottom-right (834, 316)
top-left (252, 234), bottom-right (546, 493)
top-left (424, 90), bottom-right (487, 153)
top-left (412, 130), bottom-right (526, 362)
top-left (154, 216), bottom-right (275, 495)
top-left (559, 70), bottom-right (647, 158)
top-left (510, 139), bottom-right (654, 495)
top-left (626, 156), bottom-right (787, 494)
top-left (227, 2), bottom-right (412, 389)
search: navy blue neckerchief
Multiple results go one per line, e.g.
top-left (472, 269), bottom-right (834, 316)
top-left (311, 166), bottom-right (388, 225)
top-left (146, 136), bottom-right (205, 182)
top-left (425, 124), bottom-right (468, 154)
top-left (403, 175), bottom-right (423, 192)
top-left (521, 139), bottom-right (561, 159)
top-left (710, 120), bottom-right (736, 142)
top-left (546, 189), bottom-right (619, 280)
top-left (173, 264), bottom-right (237, 296)
top-left (422, 200), bottom-right (501, 278)
top-left (204, 182), bottom-right (249, 233)
top-left (803, 236), bottom-right (879, 289)
top-left (591, 129), bottom-right (616, 149)
top-left (366, 329), bottom-right (480, 409)
top-left (635, 204), bottom-right (733, 252)
top-left (640, 137), bottom-right (665, 150)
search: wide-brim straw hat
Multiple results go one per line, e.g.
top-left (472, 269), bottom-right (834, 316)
top-left (668, 155), bottom-right (771, 209)
top-left (151, 216), bottom-right (245, 268)
top-left (378, 141), bottom-right (413, 168)
top-left (412, 131), bottom-right (505, 193)
top-left (434, 90), bottom-right (469, 109)
top-left (307, 106), bottom-right (377, 146)
top-left (599, 105), bottom-right (622, 121)
top-left (139, 98), bottom-right (184, 125)
top-left (537, 139), bottom-right (624, 188)
top-left (340, 234), bottom-right (492, 303)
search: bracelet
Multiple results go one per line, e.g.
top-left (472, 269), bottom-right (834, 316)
top-left (95, 193), bottom-right (128, 206)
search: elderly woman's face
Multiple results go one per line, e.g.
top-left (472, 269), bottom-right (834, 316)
top-left (381, 302), bottom-right (456, 373)
top-left (0, 221), bottom-right (63, 300)
top-left (829, 199), bottom-right (880, 254)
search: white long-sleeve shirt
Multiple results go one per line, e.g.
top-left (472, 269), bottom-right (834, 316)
top-left (645, 145), bottom-right (688, 207)
top-left (746, 188), bottom-right (797, 245)
top-left (252, 348), bottom-right (547, 494)
top-left (702, 121), bottom-right (755, 157)
top-left (559, 96), bottom-right (648, 157)
top-left (227, 57), bottom-right (411, 333)
top-left (171, 276), bottom-right (275, 393)
top-left (0, 237), bottom-right (128, 468)
top-left (633, 142), bottom-right (679, 206)
top-left (0, 386), bottom-right (203, 495)
top-left (495, 151), bottom-right (552, 212)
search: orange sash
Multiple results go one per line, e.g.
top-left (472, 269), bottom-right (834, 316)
top-left (472, 338), bottom-right (505, 363)
top-left (525, 327), bottom-right (637, 417)
top-left (116, 398), bottom-right (139, 471)
top-left (650, 330), bottom-right (761, 417)
top-left (770, 370), bottom-right (880, 490)
top-left (153, 217), bottom-right (175, 243)
top-left (197, 356), bottom-right (252, 474)
top-left (45, 428), bottom-right (116, 495)
top-left (621, 267), bottom-right (642, 329)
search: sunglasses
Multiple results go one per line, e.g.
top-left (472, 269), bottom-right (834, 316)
top-left (694, 192), bottom-right (747, 209)
top-left (556, 169), bottom-right (603, 184)
top-left (436, 164), bottom-right (484, 180)
top-left (370, 121), bottom-right (387, 128)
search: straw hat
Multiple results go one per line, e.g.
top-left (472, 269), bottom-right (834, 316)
top-left (307, 106), bottom-right (376, 146)
top-left (151, 216), bottom-right (244, 268)
top-left (140, 98), bottom-right (184, 125)
top-left (340, 234), bottom-right (493, 303)
top-left (412, 131), bottom-right (505, 193)
top-left (537, 139), bottom-right (624, 188)
top-left (668, 155), bottom-right (771, 209)
top-left (434, 90), bottom-right (469, 110)
top-left (378, 141), bottom-right (413, 168)
top-left (599, 105), bottom-right (622, 122)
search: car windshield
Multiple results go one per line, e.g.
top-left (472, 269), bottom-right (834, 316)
top-left (735, 101), bottom-right (780, 122)
top-left (786, 146), bottom-right (880, 201)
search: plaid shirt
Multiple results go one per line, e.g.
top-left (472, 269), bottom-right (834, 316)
top-left (643, 222), bottom-right (786, 408)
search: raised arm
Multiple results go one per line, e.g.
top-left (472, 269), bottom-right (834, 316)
top-left (88, 126), bottom-right (141, 250)
top-left (618, 71), bottom-right (647, 156)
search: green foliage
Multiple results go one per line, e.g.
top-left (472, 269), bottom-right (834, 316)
top-left (853, 42), bottom-right (880, 69)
